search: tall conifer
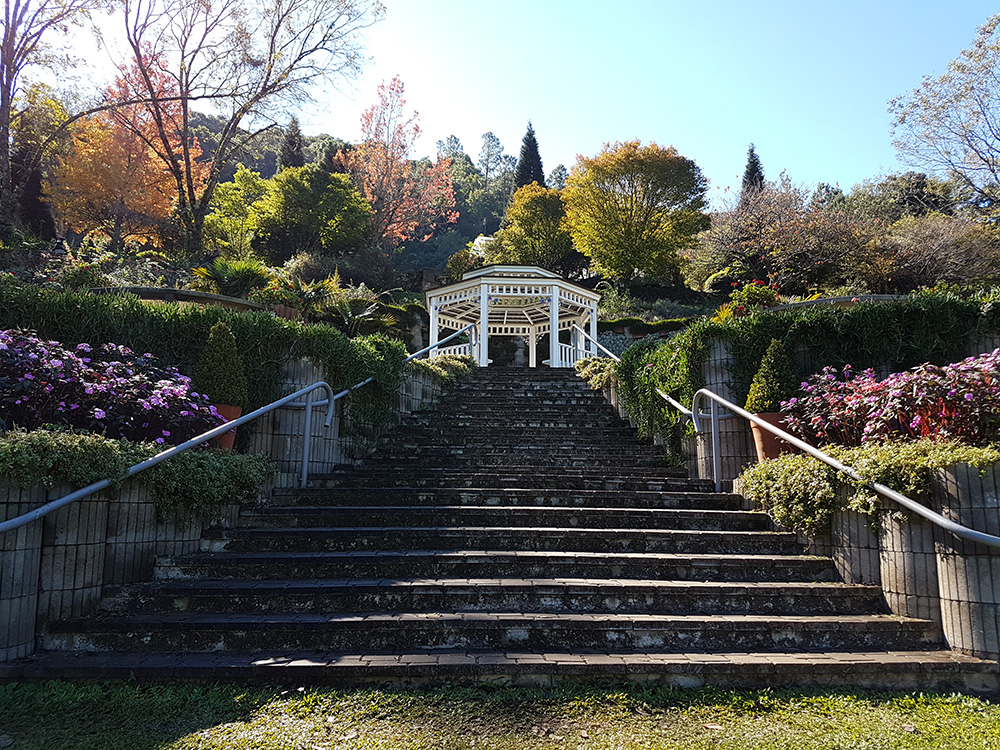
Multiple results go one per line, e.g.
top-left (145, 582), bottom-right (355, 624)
top-left (514, 122), bottom-right (546, 188)
top-left (279, 116), bottom-right (306, 170)
top-left (739, 143), bottom-right (765, 207)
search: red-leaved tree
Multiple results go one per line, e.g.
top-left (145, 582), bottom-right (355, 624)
top-left (335, 77), bottom-right (456, 251)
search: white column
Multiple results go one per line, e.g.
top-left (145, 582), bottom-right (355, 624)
top-left (549, 285), bottom-right (559, 368)
top-left (479, 282), bottom-right (490, 366)
top-left (589, 303), bottom-right (598, 357)
top-left (529, 331), bottom-right (537, 368)
top-left (428, 303), bottom-right (439, 356)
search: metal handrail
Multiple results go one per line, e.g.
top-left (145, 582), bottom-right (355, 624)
top-left (687, 387), bottom-right (1000, 549)
top-left (0, 324), bottom-right (480, 535)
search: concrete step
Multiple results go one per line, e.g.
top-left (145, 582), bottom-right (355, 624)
top-left (7, 649), bottom-right (995, 692)
top-left (209, 527), bottom-right (803, 555)
top-left (130, 578), bottom-right (887, 617)
top-left (276, 487), bottom-right (742, 510)
top-left (244, 506), bottom-right (771, 531)
top-left (317, 468), bottom-right (700, 492)
top-left (155, 550), bottom-right (840, 583)
top-left (43, 612), bottom-right (943, 654)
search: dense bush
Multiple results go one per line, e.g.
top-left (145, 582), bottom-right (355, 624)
top-left (575, 356), bottom-right (617, 391)
top-left (407, 354), bottom-right (474, 385)
top-left (784, 350), bottom-right (1000, 446)
top-left (739, 439), bottom-right (1000, 536)
top-left (0, 427), bottom-right (274, 519)
top-left (0, 329), bottom-right (223, 444)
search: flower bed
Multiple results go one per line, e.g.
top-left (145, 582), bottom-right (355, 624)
top-left (783, 350), bottom-right (1000, 446)
top-left (1, 329), bottom-right (223, 445)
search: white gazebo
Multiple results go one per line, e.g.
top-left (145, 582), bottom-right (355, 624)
top-left (425, 265), bottom-right (601, 367)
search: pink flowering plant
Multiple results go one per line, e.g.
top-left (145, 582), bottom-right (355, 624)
top-left (0, 328), bottom-right (224, 445)
top-left (782, 349), bottom-right (1000, 447)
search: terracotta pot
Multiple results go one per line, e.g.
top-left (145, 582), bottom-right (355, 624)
top-left (749, 411), bottom-right (794, 462)
top-left (211, 403), bottom-right (242, 450)
top-left (269, 303), bottom-right (300, 320)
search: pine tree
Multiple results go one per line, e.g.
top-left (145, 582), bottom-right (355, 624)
top-left (279, 116), bottom-right (305, 170)
top-left (739, 143), bottom-right (765, 205)
top-left (514, 122), bottom-right (546, 189)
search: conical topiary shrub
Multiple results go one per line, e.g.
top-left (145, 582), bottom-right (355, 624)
top-left (193, 322), bottom-right (248, 449)
top-left (745, 338), bottom-right (799, 461)
top-left (746, 338), bottom-right (797, 413)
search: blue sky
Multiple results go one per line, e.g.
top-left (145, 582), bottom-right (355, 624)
top-left (300, 0), bottom-right (997, 205)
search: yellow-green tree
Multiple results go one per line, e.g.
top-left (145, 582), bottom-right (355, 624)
top-left (489, 182), bottom-right (585, 277)
top-left (563, 140), bottom-right (709, 283)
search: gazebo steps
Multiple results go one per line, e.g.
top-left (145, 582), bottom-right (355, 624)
top-left (104, 578), bottom-right (889, 617)
top-left (44, 612), bottom-right (940, 653)
top-left (205, 526), bottom-right (803, 555)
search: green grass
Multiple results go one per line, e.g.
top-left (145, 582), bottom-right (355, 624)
top-left (1, 682), bottom-right (998, 749)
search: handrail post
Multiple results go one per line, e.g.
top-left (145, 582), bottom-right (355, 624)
top-left (301, 388), bottom-right (314, 488)
top-left (710, 397), bottom-right (721, 493)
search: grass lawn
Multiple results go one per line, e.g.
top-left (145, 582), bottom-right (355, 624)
top-left (1, 682), bottom-right (999, 749)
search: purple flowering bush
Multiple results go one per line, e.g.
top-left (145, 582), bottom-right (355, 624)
top-left (0, 329), bottom-right (224, 445)
top-left (782, 349), bottom-right (1000, 446)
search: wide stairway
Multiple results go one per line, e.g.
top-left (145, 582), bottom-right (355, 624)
top-left (11, 368), bottom-right (999, 689)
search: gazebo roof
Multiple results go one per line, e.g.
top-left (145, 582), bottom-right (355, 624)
top-left (425, 266), bottom-right (600, 334)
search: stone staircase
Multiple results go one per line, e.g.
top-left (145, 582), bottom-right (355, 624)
top-left (6, 368), bottom-right (998, 690)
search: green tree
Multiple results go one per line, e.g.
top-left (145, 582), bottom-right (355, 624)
top-left (279, 116), bottom-right (305, 170)
top-left (253, 164), bottom-right (371, 263)
top-left (547, 164), bottom-right (568, 190)
top-left (514, 121), bottom-right (545, 189)
top-left (204, 164), bottom-right (268, 258)
top-left (890, 14), bottom-right (1000, 217)
top-left (739, 143), bottom-right (765, 208)
top-left (563, 140), bottom-right (709, 283)
top-left (489, 183), bottom-right (584, 276)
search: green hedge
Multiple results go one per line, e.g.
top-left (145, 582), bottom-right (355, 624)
top-left (0, 428), bottom-right (274, 519)
top-left (0, 276), bottom-right (408, 422)
top-left (616, 290), bottom-right (996, 441)
top-left (738, 439), bottom-right (1000, 536)
top-left (597, 317), bottom-right (691, 336)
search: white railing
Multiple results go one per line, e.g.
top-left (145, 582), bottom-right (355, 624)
top-left (435, 343), bottom-right (471, 357)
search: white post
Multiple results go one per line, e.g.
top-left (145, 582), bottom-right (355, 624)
top-left (549, 284), bottom-right (559, 368)
top-left (479, 282), bottom-right (490, 366)
top-left (570, 325), bottom-right (579, 364)
top-left (589, 305), bottom-right (598, 357)
top-left (529, 331), bottom-right (538, 368)
top-left (428, 303), bottom-right (439, 357)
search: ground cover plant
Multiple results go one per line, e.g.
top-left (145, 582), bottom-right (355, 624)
top-left (0, 682), bottom-right (997, 750)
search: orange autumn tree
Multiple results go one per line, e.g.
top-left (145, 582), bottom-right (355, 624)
top-left (49, 53), bottom-right (209, 251)
top-left (335, 77), bottom-right (456, 251)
